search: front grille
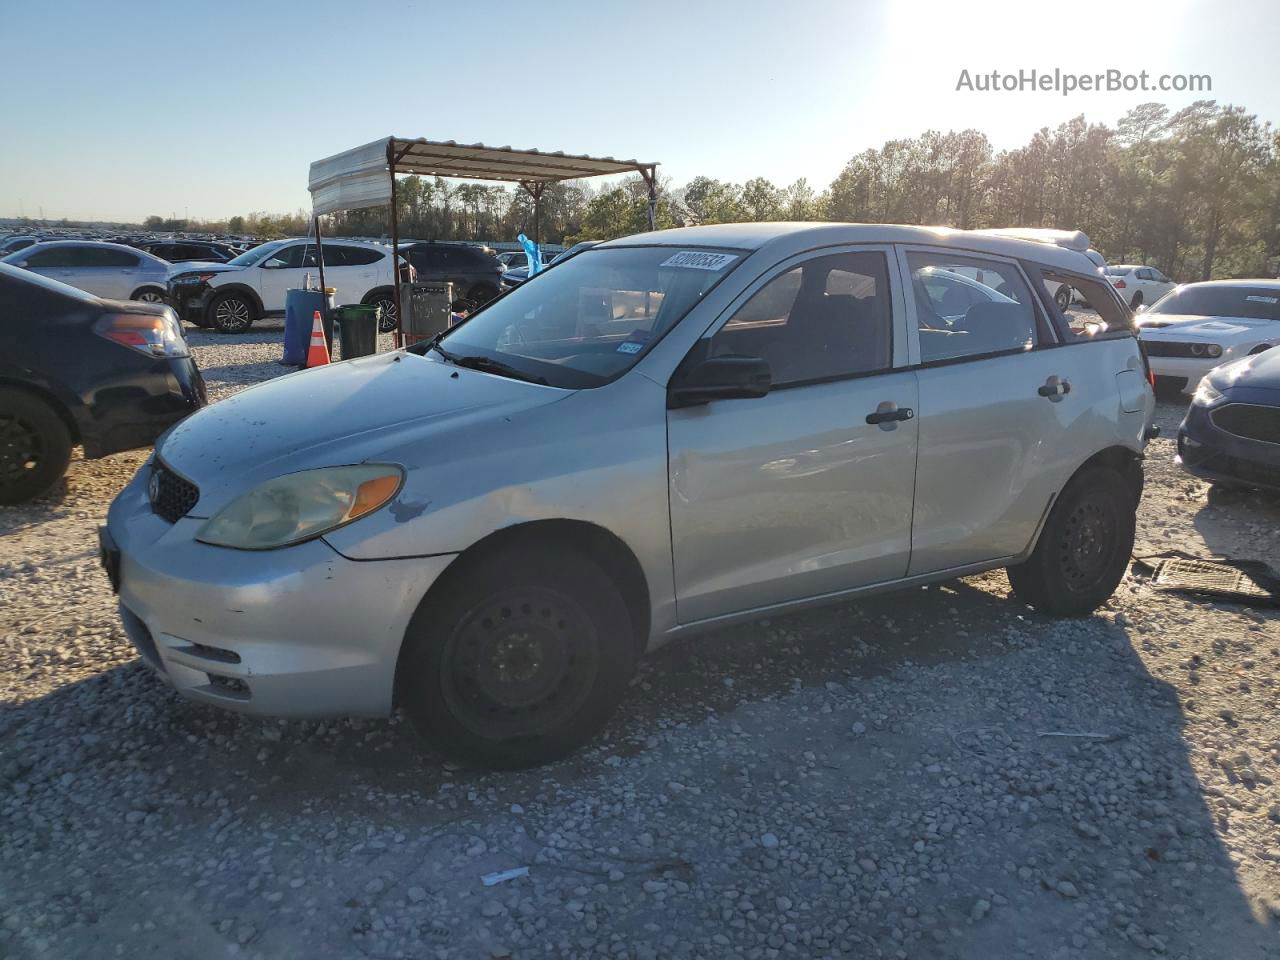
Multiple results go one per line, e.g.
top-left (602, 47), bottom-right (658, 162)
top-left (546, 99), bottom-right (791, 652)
top-left (1211, 404), bottom-right (1280, 445)
top-left (1142, 340), bottom-right (1221, 359)
top-left (150, 460), bottom-right (199, 523)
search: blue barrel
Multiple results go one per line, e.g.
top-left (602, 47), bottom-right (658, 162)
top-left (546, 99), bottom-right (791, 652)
top-left (283, 289), bottom-right (334, 365)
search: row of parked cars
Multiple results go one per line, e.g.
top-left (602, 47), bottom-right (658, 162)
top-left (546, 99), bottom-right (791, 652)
top-left (0, 234), bottom-right (516, 333)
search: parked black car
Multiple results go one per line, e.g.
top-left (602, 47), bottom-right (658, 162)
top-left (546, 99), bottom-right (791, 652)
top-left (0, 263), bottom-right (205, 503)
top-left (139, 240), bottom-right (235, 263)
top-left (1177, 345), bottom-right (1280, 492)
top-left (397, 242), bottom-right (503, 308)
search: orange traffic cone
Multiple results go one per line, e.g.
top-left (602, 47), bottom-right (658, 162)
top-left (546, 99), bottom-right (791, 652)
top-left (305, 310), bottom-right (330, 368)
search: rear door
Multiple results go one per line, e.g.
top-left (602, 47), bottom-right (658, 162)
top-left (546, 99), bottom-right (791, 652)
top-left (326, 244), bottom-right (385, 300)
top-left (667, 247), bottom-right (919, 623)
top-left (901, 246), bottom-right (1079, 575)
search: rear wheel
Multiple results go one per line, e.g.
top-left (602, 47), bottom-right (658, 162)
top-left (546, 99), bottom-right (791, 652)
top-left (1006, 467), bottom-right (1136, 617)
top-left (469, 283), bottom-right (498, 305)
top-left (0, 388), bottom-right (73, 505)
top-left (208, 291), bottom-right (256, 334)
top-left (362, 289), bottom-right (398, 333)
top-left (398, 542), bottom-right (637, 769)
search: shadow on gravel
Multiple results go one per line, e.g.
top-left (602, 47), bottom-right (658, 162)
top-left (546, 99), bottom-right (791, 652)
top-left (3, 574), bottom-right (1275, 958)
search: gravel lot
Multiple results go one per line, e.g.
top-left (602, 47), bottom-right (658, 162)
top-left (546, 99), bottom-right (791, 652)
top-left (2, 323), bottom-right (1278, 960)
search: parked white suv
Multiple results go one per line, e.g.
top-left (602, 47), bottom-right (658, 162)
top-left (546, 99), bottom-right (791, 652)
top-left (1106, 264), bottom-right (1175, 309)
top-left (106, 223), bottom-right (1154, 768)
top-left (167, 238), bottom-right (408, 333)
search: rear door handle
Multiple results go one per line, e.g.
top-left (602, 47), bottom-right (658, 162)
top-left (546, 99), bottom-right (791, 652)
top-left (866, 405), bottom-right (915, 425)
top-left (1038, 377), bottom-right (1071, 400)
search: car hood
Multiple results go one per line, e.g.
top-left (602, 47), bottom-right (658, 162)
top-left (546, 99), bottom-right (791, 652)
top-left (1137, 313), bottom-right (1277, 340)
top-left (1211, 345), bottom-right (1280, 393)
top-left (156, 351), bottom-right (570, 515)
top-left (166, 262), bottom-right (240, 279)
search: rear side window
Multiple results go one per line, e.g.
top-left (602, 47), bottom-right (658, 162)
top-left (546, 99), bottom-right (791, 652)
top-left (335, 246), bottom-right (383, 266)
top-left (1033, 268), bottom-right (1134, 339)
top-left (907, 252), bottom-right (1040, 363)
top-left (711, 251), bottom-right (893, 386)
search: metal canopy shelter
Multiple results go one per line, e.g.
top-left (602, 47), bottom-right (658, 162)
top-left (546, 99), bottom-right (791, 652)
top-left (308, 137), bottom-right (659, 330)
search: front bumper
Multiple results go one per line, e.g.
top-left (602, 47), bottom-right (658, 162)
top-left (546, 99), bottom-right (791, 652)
top-left (1177, 400), bottom-right (1280, 491)
top-left (80, 355), bottom-right (206, 459)
top-left (1146, 355), bottom-right (1218, 392)
top-left (167, 280), bottom-right (213, 323)
top-left (105, 467), bottom-right (456, 718)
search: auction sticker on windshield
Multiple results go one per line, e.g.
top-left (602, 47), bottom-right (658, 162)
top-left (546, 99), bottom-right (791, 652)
top-left (660, 251), bottom-right (739, 271)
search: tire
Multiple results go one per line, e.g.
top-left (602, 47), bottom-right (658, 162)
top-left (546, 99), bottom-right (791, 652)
top-left (208, 291), bottom-right (256, 334)
top-left (469, 283), bottom-right (498, 305)
top-left (1054, 285), bottom-right (1072, 312)
top-left (1006, 467), bottom-right (1136, 617)
top-left (398, 542), bottom-right (637, 769)
top-left (1129, 292), bottom-right (1143, 310)
top-left (362, 290), bottom-right (398, 333)
top-left (131, 288), bottom-right (166, 304)
top-left (0, 388), bottom-right (73, 505)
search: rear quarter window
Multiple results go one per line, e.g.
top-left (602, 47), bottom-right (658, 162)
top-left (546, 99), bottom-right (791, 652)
top-left (1031, 266), bottom-right (1134, 340)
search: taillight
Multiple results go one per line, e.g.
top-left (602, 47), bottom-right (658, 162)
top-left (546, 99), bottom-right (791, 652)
top-left (1114, 279), bottom-right (1126, 289)
top-left (94, 310), bottom-right (190, 359)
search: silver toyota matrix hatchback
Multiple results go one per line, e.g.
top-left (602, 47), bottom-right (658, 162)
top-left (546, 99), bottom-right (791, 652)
top-left (104, 224), bottom-right (1155, 768)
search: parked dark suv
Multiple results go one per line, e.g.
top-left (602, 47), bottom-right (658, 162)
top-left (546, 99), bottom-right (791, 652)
top-left (0, 263), bottom-right (205, 503)
top-left (139, 240), bottom-right (235, 263)
top-left (397, 242), bottom-right (503, 307)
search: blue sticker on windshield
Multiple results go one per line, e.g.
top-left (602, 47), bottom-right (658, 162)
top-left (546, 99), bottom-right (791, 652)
top-left (617, 341), bottom-right (644, 354)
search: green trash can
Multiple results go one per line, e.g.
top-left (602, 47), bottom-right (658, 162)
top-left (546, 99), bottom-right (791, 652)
top-left (334, 304), bottom-right (380, 360)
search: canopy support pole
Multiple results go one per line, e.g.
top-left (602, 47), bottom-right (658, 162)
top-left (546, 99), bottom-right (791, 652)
top-left (387, 139), bottom-right (402, 346)
top-left (520, 181), bottom-right (547, 247)
top-left (640, 165), bottom-right (658, 230)
top-left (312, 215), bottom-right (327, 296)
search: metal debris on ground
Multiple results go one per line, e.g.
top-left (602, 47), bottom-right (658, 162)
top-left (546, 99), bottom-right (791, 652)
top-left (1133, 553), bottom-right (1280, 605)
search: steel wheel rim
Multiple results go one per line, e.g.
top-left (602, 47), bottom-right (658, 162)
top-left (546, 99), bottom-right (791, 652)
top-left (0, 414), bottom-right (41, 483)
top-left (215, 298), bottom-right (250, 331)
top-left (441, 587), bottom-right (599, 739)
top-left (1059, 494), bottom-right (1117, 592)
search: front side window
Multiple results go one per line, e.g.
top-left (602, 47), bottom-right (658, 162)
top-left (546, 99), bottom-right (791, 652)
top-left (908, 252), bottom-right (1038, 362)
top-left (709, 251), bottom-right (892, 385)
top-left (263, 244), bottom-right (307, 269)
top-left (79, 247), bottom-right (139, 268)
top-left (435, 246), bottom-right (743, 388)
top-left (23, 246), bottom-right (77, 268)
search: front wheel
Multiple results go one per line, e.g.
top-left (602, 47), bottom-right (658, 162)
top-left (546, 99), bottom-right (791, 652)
top-left (397, 542), bottom-right (637, 769)
top-left (1006, 467), bottom-right (1136, 617)
top-left (1129, 292), bottom-right (1144, 310)
top-left (0, 388), bottom-right (73, 505)
top-left (208, 292), bottom-right (256, 334)
top-left (131, 288), bottom-right (166, 304)
top-left (1054, 285), bottom-right (1072, 312)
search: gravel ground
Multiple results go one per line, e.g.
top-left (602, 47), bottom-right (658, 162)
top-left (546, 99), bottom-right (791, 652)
top-left (1, 324), bottom-right (1278, 960)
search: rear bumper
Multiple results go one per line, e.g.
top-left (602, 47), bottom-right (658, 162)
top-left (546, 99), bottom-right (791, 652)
top-left (80, 356), bottom-right (206, 459)
top-left (105, 467), bottom-right (455, 718)
top-left (1177, 402), bottom-right (1280, 491)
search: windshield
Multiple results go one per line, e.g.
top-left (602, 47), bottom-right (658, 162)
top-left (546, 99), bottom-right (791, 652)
top-left (226, 240), bottom-right (288, 267)
top-left (1148, 285), bottom-right (1280, 321)
top-left (436, 246), bottom-right (744, 388)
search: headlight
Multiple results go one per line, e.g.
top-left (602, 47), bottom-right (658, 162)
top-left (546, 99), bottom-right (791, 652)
top-left (1191, 379), bottom-right (1225, 407)
top-left (196, 465), bottom-right (404, 549)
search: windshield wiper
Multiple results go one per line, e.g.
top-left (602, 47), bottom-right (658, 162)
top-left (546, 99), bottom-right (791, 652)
top-left (451, 354), bottom-right (549, 385)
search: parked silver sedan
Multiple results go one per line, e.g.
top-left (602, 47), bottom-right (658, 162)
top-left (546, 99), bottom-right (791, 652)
top-left (2, 240), bottom-right (170, 302)
top-left (104, 223), bottom-right (1154, 768)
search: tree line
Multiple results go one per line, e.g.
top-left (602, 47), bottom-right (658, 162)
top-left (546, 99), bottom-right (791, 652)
top-left (144, 100), bottom-right (1277, 281)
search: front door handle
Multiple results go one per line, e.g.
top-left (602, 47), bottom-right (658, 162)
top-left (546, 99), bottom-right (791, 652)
top-left (1038, 376), bottom-right (1071, 401)
top-left (866, 404), bottom-right (915, 425)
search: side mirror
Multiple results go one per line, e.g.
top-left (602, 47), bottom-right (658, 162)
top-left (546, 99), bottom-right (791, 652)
top-left (1135, 303), bottom-right (1147, 314)
top-left (668, 354), bottom-right (771, 408)
top-left (261, 259), bottom-right (286, 270)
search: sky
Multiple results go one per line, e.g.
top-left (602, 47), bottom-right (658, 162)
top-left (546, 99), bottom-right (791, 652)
top-left (3, 0), bottom-right (1279, 223)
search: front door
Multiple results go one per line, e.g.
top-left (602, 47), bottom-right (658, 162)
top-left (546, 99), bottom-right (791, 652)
top-left (668, 248), bottom-right (919, 624)
top-left (256, 242), bottom-right (315, 311)
top-left (901, 246), bottom-right (1077, 575)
